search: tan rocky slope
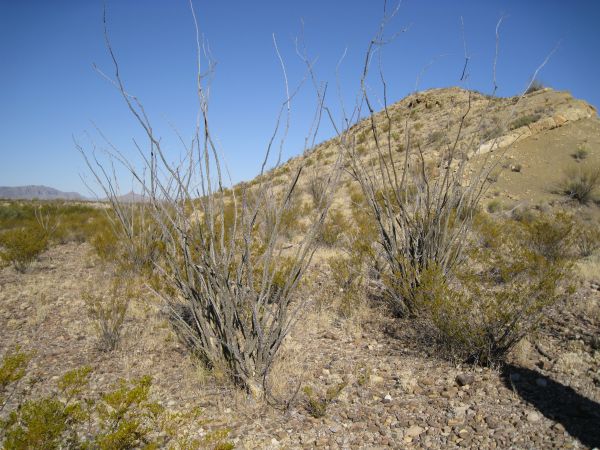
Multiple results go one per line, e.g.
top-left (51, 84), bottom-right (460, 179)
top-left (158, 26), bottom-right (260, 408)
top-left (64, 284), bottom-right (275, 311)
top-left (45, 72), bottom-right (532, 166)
top-left (259, 86), bottom-right (598, 212)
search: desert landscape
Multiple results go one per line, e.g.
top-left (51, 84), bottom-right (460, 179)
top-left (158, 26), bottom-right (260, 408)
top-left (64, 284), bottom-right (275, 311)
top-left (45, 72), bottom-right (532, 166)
top-left (1, 2), bottom-right (600, 449)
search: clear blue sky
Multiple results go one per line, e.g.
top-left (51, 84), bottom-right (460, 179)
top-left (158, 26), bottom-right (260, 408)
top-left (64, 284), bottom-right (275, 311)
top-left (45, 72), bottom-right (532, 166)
top-left (1, 0), bottom-right (599, 195)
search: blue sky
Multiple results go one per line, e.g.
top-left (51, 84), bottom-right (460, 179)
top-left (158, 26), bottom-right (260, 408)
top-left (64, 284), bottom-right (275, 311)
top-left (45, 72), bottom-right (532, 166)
top-left (1, 0), bottom-right (599, 195)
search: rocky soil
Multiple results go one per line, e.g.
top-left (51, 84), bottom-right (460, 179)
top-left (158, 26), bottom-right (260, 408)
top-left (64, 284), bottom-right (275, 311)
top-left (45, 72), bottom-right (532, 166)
top-left (1, 242), bottom-right (599, 449)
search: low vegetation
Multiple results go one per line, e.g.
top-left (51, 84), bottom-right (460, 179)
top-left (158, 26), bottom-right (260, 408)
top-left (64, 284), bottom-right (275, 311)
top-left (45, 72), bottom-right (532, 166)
top-left (509, 113), bottom-right (541, 131)
top-left (0, 350), bottom-right (233, 449)
top-left (558, 164), bottom-right (600, 204)
top-left (413, 213), bottom-right (574, 364)
top-left (0, 226), bottom-right (48, 273)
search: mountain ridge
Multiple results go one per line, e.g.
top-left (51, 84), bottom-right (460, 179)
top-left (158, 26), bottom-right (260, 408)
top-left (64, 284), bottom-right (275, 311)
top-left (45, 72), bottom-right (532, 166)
top-left (0, 185), bottom-right (87, 201)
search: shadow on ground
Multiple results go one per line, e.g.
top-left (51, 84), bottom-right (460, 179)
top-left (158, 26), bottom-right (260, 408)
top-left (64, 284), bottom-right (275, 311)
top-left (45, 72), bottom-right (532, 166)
top-left (501, 364), bottom-right (600, 448)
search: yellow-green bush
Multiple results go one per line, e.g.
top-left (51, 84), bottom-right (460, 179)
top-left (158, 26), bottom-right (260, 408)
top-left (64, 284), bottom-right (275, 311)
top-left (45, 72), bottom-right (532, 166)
top-left (0, 347), bottom-right (32, 411)
top-left (0, 226), bottom-right (48, 272)
top-left (0, 356), bottom-right (233, 450)
top-left (319, 210), bottom-right (348, 247)
top-left (413, 213), bottom-right (574, 365)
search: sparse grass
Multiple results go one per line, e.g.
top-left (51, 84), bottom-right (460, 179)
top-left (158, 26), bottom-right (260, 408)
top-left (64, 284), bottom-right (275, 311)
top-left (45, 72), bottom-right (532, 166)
top-left (572, 146), bottom-right (589, 161)
top-left (83, 276), bottom-right (134, 351)
top-left (557, 165), bottom-right (600, 204)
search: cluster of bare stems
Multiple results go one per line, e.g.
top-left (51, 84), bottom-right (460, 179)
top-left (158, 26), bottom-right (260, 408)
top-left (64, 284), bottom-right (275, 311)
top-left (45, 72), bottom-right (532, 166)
top-left (333, 8), bottom-right (554, 317)
top-left (78, 0), bottom-right (557, 393)
top-left (79, 4), bottom-right (342, 396)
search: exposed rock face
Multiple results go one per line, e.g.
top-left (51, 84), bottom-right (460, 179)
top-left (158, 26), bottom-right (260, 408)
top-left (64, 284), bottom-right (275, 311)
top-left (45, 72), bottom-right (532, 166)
top-left (477, 96), bottom-right (597, 156)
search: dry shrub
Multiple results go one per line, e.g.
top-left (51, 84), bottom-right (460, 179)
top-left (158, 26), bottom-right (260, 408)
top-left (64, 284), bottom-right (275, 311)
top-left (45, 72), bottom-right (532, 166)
top-left (319, 209), bottom-right (348, 247)
top-left (414, 213), bottom-right (573, 365)
top-left (79, 11), bottom-right (343, 396)
top-left (0, 226), bottom-right (48, 272)
top-left (558, 164), bottom-right (600, 204)
top-left (307, 173), bottom-right (327, 208)
top-left (326, 194), bottom-right (380, 318)
top-left (83, 276), bottom-right (135, 351)
top-left (576, 221), bottom-right (600, 257)
top-left (509, 113), bottom-right (541, 130)
top-left (525, 79), bottom-right (544, 94)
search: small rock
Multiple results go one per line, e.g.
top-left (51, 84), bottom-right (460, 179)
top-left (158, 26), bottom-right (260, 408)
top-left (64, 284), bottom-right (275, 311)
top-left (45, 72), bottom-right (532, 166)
top-left (405, 425), bottom-right (424, 438)
top-left (456, 373), bottom-right (474, 386)
top-left (526, 411), bottom-right (542, 423)
top-left (485, 416), bottom-right (501, 429)
top-left (383, 394), bottom-right (393, 404)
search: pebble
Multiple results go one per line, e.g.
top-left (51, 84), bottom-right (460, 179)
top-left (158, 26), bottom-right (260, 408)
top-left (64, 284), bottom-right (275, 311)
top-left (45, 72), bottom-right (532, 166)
top-left (456, 373), bottom-right (474, 386)
top-left (383, 394), bottom-right (393, 404)
top-left (526, 411), bottom-right (542, 423)
top-left (405, 425), bottom-right (425, 438)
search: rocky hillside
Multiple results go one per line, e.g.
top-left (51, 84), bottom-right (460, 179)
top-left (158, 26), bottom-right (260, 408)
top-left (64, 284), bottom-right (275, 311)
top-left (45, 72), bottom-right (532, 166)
top-left (262, 86), bottom-right (598, 213)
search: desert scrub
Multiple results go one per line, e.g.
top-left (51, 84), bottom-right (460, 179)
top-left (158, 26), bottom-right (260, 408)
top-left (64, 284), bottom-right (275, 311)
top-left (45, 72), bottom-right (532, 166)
top-left (508, 113), bottom-right (541, 130)
top-left (303, 381), bottom-right (346, 418)
top-left (414, 214), bottom-right (574, 365)
top-left (576, 221), bottom-right (600, 257)
top-left (558, 164), bottom-right (600, 204)
top-left (0, 347), bottom-right (32, 411)
top-left (486, 200), bottom-right (503, 213)
top-left (525, 79), bottom-right (545, 94)
top-left (319, 209), bottom-right (349, 247)
top-left (0, 225), bottom-right (48, 272)
top-left (83, 275), bottom-right (136, 351)
top-left (0, 365), bottom-right (233, 449)
top-left (572, 145), bottom-right (588, 161)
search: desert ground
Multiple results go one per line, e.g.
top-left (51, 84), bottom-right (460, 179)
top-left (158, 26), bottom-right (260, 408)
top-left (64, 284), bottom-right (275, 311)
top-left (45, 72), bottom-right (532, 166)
top-left (1, 87), bottom-right (600, 449)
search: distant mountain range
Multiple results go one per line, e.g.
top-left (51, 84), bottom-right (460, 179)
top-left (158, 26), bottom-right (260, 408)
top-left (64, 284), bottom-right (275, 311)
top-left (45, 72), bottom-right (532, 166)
top-left (0, 185), bottom-right (152, 203)
top-left (0, 185), bottom-right (87, 201)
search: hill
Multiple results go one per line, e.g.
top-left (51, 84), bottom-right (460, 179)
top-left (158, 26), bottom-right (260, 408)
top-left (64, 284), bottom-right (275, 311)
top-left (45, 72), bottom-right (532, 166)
top-left (0, 185), bottom-right (87, 201)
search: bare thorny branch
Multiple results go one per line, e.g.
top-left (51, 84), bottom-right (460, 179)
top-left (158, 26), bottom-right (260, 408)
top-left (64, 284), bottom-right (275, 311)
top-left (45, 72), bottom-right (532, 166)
top-left (78, 2), bottom-right (343, 395)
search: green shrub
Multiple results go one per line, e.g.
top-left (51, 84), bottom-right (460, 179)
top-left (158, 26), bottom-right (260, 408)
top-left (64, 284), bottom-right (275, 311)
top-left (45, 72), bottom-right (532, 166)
top-left (0, 364), bottom-right (233, 449)
top-left (0, 347), bottom-right (32, 410)
top-left (558, 165), bottom-right (600, 204)
top-left (0, 226), bottom-right (48, 272)
top-left (486, 200), bottom-right (503, 213)
top-left (319, 210), bottom-right (348, 247)
top-left (414, 214), bottom-right (573, 365)
top-left (303, 381), bottom-right (346, 418)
